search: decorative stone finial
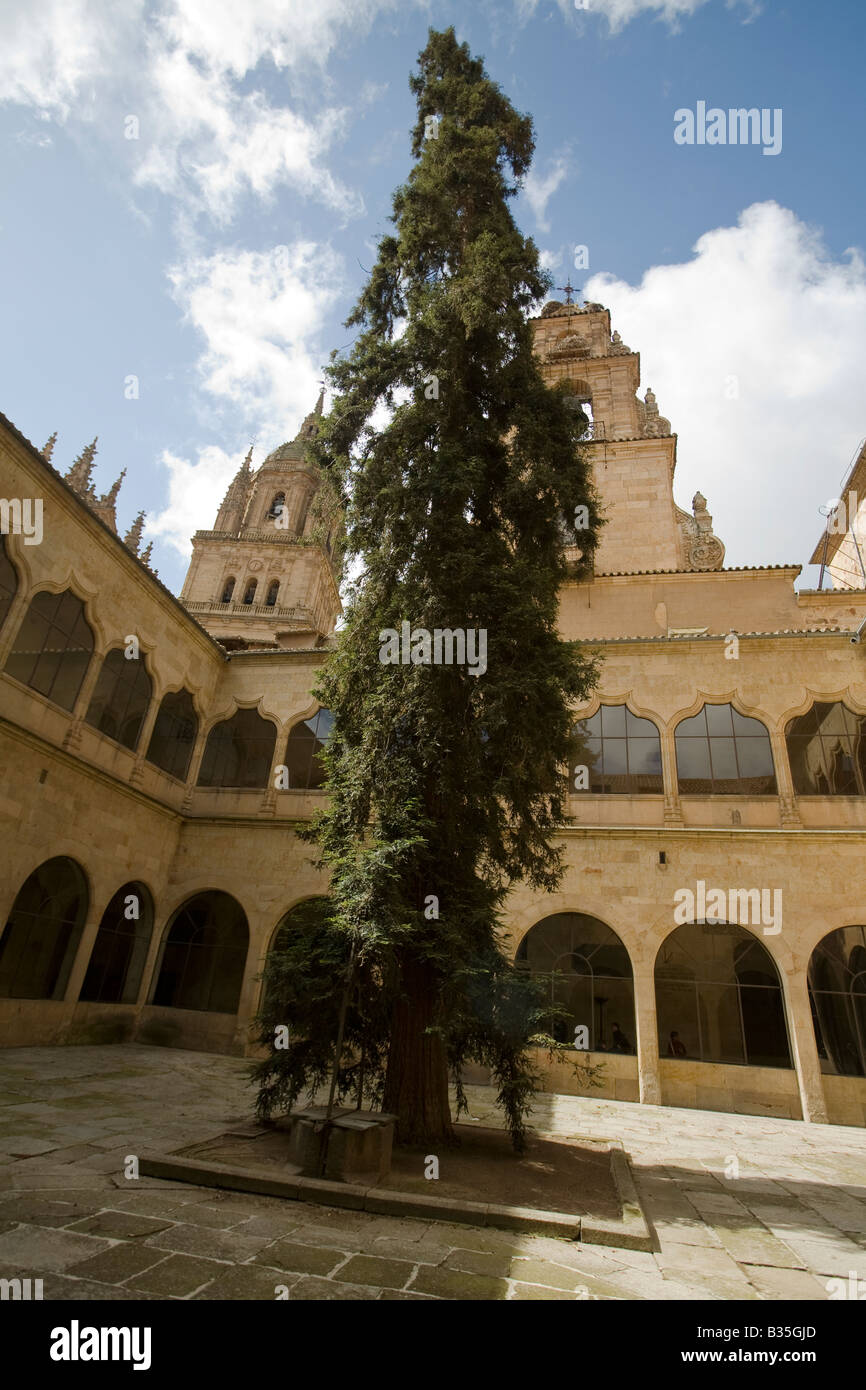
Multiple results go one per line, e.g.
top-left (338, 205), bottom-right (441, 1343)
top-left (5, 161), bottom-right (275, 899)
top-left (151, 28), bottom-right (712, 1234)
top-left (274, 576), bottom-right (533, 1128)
top-left (101, 469), bottom-right (127, 507)
top-left (41, 432), bottom-right (58, 462)
top-left (123, 510), bottom-right (146, 555)
top-left (66, 437), bottom-right (98, 494)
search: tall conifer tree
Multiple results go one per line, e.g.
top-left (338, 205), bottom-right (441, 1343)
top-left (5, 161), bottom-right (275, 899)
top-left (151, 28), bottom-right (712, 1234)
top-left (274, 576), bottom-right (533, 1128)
top-left (256, 27), bottom-right (602, 1149)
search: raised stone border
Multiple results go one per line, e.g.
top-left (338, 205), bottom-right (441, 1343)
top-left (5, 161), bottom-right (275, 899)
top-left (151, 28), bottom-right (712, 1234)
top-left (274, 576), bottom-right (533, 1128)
top-left (139, 1139), bottom-right (652, 1251)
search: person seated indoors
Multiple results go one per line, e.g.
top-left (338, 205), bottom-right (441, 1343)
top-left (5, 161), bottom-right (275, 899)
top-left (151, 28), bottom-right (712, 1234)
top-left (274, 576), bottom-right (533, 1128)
top-left (667, 1029), bottom-right (687, 1057)
top-left (611, 1021), bottom-right (631, 1052)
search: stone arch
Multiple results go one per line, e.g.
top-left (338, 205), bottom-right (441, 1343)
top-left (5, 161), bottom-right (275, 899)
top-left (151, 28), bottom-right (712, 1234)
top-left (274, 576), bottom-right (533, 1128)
top-left (146, 687), bottom-right (199, 781)
top-left (197, 706), bottom-right (278, 788)
top-left (84, 645), bottom-right (154, 751)
top-left (807, 925), bottom-right (866, 1078)
top-left (515, 911), bottom-right (636, 1053)
top-left (78, 881), bottom-right (155, 1004)
top-left (4, 587), bottom-right (95, 711)
top-left (0, 856), bottom-right (89, 1000)
top-left (149, 890), bottom-right (249, 1013)
top-left (654, 921), bottom-right (791, 1067)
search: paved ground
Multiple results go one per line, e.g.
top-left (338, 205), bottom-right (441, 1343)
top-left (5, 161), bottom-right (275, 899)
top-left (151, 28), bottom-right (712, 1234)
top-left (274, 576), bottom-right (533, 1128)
top-left (0, 1044), bottom-right (864, 1301)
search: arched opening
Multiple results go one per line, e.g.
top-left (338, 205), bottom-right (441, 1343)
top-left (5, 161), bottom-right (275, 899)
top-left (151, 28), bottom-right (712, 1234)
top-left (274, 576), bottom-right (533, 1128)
top-left (785, 702), bottom-right (866, 796)
top-left (146, 689), bottom-right (198, 781)
top-left (266, 492), bottom-right (286, 522)
top-left (0, 533), bottom-right (19, 632)
top-left (283, 707), bottom-right (333, 789)
top-left (571, 705), bottom-right (663, 794)
top-left (516, 912), bottom-right (635, 1052)
top-left (220, 576), bottom-right (236, 604)
top-left (655, 922), bottom-right (791, 1067)
top-left (675, 703), bottom-right (777, 794)
top-left (261, 896), bottom-right (331, 1012)
top-left (265, 580), bottom-right (279, 608)
top-left (808, 926), bottom-right (866, 1077)
top-left (197, 708), bottom-right (277, 788)
top-left (4, 589), bottom-right (94, 710)
top-left (79, 882), bottom-right (154, 1004)
top-left (150, 891), bottom-right (249, 1013)
top-left (85, 648), bottom-right (153, 751)
top-left (0, 857), bottom-right (88, 999)
top-left (242, 579), bottom-right (257, 605)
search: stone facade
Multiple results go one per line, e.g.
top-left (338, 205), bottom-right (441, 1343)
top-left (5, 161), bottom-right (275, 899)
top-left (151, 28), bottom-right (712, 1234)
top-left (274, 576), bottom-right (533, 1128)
top-left (2, 302), bottom-right (866, 1129)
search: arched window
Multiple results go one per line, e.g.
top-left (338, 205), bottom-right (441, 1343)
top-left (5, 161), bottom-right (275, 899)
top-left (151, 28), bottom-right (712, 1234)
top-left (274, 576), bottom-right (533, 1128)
top-left (4, 589), bottom-right (93, 710)
top-left (0, 533), bottom-right (19, 631)
top-left (197, 707), bottom-right (277, 788)
top-left (151, 891), bottom-right (249, 1013)
top-left (516, 913), bottom-right (635, 1053)
top-left (242, 579), bottom-right (257, 605)
top-left (262, 897), bottom-right (332, 1012)
top-left (146, 689), bottom-right (198, 781)
top-left (571, 705), bottom-right (663, 794)
top-left (79, 882), bottom-right (153, 1004)
top-left (85, 648), bottom-right (152, 751)
top-left (265, 580), bottom-right (279, 608)
top-left (808, 926), bottom-right (866, 1077)
top-left (675, 704), bottom-right (776, 795)
top-left (0, 857), bottom-right (88, 1000)
top-left (296, 495), bottom-right (312, 533)
top-left (283, 707), bottom-right (334, 789)
top-left (267, 492), bottom-right (286, 521)
top-left (220, 576), bottom-right (236, 604)
top-left (655, 923), bottom-right (791, 1067)
top-left (785, 702), bottom-right (866, 796)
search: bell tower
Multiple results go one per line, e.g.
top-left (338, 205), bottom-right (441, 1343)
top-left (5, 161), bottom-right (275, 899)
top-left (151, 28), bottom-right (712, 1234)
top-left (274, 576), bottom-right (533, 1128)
top-left (180, 392), bottom-right (343, 650)
top-left (532, 300), bottom-right (725, 574)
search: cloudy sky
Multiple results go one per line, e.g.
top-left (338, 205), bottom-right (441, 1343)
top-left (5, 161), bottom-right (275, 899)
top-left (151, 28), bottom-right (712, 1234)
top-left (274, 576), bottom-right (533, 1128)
top-left (1, 0), bottom-right (864, 593)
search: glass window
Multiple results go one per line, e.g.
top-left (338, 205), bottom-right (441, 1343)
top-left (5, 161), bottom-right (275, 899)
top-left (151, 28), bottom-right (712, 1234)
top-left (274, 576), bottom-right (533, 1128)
top-left (571, 705), bottom-right (663, 794)
top-left (4, 589), bottom-right (94, 710)
top-left (283, 708), bottom-right (334, 790)
top-left (0, 857), bottom-right (88, 999)
top-left (265, 580), bottom-right (279, 607)
top-left (675, 704), bottom-right (777, 794)
top-left (516, 912), bottom-right (635, 1053)
top-left (197, 707), bottom-right (277, 788)
top-left (785, 702), bottom-right (866, 796)
top-left (242, 580), bottom-right (257, 605)
top-left (655, 923), bottom-right (791, 1067)
top-left (808, 926), bottom-right (866, 1077)
top-left (220, 577), bottom-right (235, 604)
top-left (0, 534), bottom-right (18, 632)
top-left (151, 892), bottom-right (248, 1013)
top-left (85, 648), bottom-right (153, 751)
top-left (146, 689), bottom-right (198, 781)
top-left (79, 883), bottom-right (153, 1005)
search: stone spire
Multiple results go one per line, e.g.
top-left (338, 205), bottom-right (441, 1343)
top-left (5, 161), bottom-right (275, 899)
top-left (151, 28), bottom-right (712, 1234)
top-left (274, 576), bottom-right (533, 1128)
top-left (298, 389), bottom-right (325, 441)
top-left (41, 432), bottom-right (57, 462)
top-left (92, 468), bottom-right (127, 534)
top-left (66, 438), bottom-right (98, 496)
top-left (123, 510), bottom-right (146, 555)
top-left (214, 446), bottom-right (255, 533)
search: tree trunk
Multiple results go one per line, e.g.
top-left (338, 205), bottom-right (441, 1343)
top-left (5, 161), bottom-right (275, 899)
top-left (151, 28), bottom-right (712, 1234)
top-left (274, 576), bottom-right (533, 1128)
top-left (383, 952), bottom-right (453, 1146)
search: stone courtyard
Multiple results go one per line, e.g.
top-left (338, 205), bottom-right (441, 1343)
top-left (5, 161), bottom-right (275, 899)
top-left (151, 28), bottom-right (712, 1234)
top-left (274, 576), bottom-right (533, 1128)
top-left (0, 1044), bottom-right (864, 1301)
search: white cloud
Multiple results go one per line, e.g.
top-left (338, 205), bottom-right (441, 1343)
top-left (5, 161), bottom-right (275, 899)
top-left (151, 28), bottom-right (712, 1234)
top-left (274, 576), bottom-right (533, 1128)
top-left (523, 155), bottom-right (570, 234)
top-left (0, 0), bottom-right (421, 223)
top-left (585, 201), bottom-right (866, 576)
top-left (518, 0), bottom-right (757, 32)
top-left (147, 238), bottom-right (343, 554)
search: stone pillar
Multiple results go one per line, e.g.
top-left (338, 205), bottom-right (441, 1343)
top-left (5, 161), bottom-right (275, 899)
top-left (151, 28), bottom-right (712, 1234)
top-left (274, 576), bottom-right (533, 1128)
top-left (633, 964), bottom-right (662, 1105)
top-left (61, 911), bottom-right (103, 1007)
top-left (181, 722), bottom-right (211, 808)
top-left (129, 696), bottom-right (162, 786)
top-left (659, 728), bottom-right (683, 824)
top-left (770, 730), bottom-right (801, 826)
top-left (783, 970), bottom-right (828, 1123)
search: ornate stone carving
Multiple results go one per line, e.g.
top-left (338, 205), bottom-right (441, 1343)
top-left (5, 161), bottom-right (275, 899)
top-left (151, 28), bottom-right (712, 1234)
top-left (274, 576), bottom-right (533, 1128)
top-left (547, 332), bottom-right (589, 360)
top-left (609, 330), bottom-right (631, 355)
top-left (676, 490), bottom-right (726, 571)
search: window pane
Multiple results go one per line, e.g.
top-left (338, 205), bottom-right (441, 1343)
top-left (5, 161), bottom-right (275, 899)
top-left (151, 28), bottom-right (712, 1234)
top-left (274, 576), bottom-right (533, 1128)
top-left (677, 737), bottom-right (712, 786)
top-left (600, 704), bottom-right (626, 736)
top-left (705, 704), bottom-right (734, 735)
top-left (677, 711), bottom-right (707, 738)
top-left (708, 737), bottom-right (738, 781)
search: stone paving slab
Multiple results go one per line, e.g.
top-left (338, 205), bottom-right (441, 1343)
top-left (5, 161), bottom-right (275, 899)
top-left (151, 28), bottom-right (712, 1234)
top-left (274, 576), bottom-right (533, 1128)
top-left (1, 1043), bottom-right (865, 1301)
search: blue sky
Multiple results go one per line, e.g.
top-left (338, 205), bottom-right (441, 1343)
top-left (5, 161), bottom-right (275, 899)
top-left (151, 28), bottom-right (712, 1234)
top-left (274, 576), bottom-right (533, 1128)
top-left (1, 0), bottom-right (864, 593)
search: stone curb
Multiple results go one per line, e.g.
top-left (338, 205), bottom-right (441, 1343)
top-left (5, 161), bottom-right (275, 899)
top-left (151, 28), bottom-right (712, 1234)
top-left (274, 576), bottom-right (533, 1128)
top-left (580, 1144), bottom-right (653, 1252)
top-left (139, 1144), bottom-right (651, 1249)
top-left (138, 1154), bottom-right (583, 1239)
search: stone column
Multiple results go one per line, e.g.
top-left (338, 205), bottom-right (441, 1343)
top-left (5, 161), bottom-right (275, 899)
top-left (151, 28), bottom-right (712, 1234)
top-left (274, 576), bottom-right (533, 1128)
top-left (633, 964), bottom-right (662, 1105)
top-left (61, 911), bottom-right (103, 1007)
top-left (783, 970), bottom-right (828, 1123)
top-left (181, 722), bottom-right (211, 809)
top-left (129, 696), bottom-right (162, 787)
top-left (770, 730), bottom-right (801, 826)
top-left (659, 728), bottom-right (683, 824)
